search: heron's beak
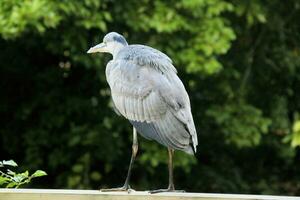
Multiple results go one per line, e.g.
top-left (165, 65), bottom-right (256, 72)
top-left (87, 43), bottom-right (106, 53)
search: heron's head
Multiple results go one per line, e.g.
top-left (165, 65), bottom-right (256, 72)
top-left (87, 32), bottom-right (128, 56)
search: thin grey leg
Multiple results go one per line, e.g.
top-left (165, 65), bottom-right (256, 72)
top-left (167, 148), bottom-right (175, 190)
top-left (149, 148), bottom-right (185, 194)
top-left (101, 127), bottom-right (138, 193)
top-left (123, 127), bottom-right (138, 188)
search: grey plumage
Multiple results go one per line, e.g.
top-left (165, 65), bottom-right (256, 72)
top-left (88, 32), bottom-right (198, 192)
top-left (106, 43), bottom-right (198, 154)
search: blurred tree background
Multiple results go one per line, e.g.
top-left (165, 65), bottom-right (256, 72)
top-left (0, 0), bottom-right (300, 195)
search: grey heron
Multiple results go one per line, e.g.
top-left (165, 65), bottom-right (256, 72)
top-left (87, 32), bottom-right (198, 193)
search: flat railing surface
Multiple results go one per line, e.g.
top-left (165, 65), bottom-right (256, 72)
top-left (0, 189), bottom-right (299, 200)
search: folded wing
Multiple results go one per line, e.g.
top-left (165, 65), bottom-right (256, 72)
top-left (106, 45), bottom-right (198, 154)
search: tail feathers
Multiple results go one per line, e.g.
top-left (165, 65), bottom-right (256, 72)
top-left (130, 111), bottom-right (195, 154)
top-left (174, 109), bottom-right (198, 154)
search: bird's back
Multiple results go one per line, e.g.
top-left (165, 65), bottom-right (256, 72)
top-left (116, 45), bottom-right (177, 74)
top-left (106, 44), bottom-right (198, 154)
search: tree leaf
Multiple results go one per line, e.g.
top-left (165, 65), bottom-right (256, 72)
top-left (291, 121), bottom-right (300, 147)
top-left (32, 170), bottom-right (47, 177)
top-left (6, 182), bottom-right (17, 188)
top-left (7, 169), bottom-right (16, 176)
top-left (13, 171), bottom-right (29, 183)
top-left (2, 160), bottom-right (18, 167)
top-left (0, 176), bottom-right (9, 185)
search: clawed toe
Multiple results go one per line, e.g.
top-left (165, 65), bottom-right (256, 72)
top-left (149, 188), bottom-right (185, 194)
top-left (100, 185), bottom-right (134, 193)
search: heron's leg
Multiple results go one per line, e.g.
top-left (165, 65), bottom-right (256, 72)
top-left (149, 148), bottom-right (185, 194)
top-left (167, 148), bottom-right (175, 190)
top-left (123, 127), bottom-right (138, 188)
top-left (101, 127), bottom-right (138, 193)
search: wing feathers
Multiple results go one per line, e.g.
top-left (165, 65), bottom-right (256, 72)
top-left (137, 98), bottom-right (143, 121)
top-left (106, 45), bottom-right (198, 154)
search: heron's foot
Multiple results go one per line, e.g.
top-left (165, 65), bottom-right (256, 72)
top-left (100, 185), bottom-right (135, 193)
top-left (149, 188), bottom-right (185, 194)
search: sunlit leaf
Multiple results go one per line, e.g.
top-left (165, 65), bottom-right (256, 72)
top-left (2, 160), bottom-right (18, 167)
top-left (32, 170), bottom-right (47, 178)
top-left (0, 177), bottom-right (9, 185)
top-left (291, 121), bottom-right (300, 147)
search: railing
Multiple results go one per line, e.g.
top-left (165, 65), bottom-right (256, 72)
top-left (0, 189), bottom-right (299, 200)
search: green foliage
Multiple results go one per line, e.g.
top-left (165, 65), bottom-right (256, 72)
top-left (0, 160), bottom-right (47, 188)
top-left (207, 102), bottom-right (271, 148)
top-left (291, 119), bottom-right (300, 147)
top-left (0, 0), bottom-right (59, 39)
top-left (0, 0), bottom-right (111, 39)
top-left (0, 0), bottom-right (300, 195)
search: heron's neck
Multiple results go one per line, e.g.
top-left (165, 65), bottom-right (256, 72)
top-left (112, 43), bottom-right (127, 58)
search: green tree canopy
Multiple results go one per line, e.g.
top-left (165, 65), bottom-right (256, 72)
top-left (0, 0), bottom-right (300, 195)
